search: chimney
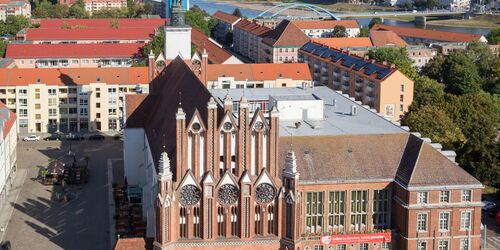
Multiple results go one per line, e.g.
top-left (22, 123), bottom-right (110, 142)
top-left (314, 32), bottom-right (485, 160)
top-left (382, 61), bottom-right (387, 66)
top-left (390, 63), bottom-right (395, 69)
top-left (201, 49), bottom-right (208, 86)
top-left (371, 59), bottom-right (375, 64)
top-left (364, 55), bottom-right (369, 60)
top-left (148, 50), bottom-right (155, 82)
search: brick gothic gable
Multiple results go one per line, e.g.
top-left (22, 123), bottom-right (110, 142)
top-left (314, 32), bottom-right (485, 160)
top-left (150, 58), bottom-right (282, 249)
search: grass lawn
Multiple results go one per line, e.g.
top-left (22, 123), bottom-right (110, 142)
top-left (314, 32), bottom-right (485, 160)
top-left (426, 14), bottom-right (500, 28)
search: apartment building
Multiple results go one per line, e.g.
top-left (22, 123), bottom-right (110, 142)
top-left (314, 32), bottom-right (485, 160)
top-left (260, 20), bottom-right (310, 64)
top-left (440, 0), bottom-right (471, 11)
top-left (233, 19), bottom-right (271, 62)
top-left (371, 24), bottom-right (487, 44)
top-left (84, 0), bottom-right (127, 14)
top-left (0, 0), bottom-right (30, 21)
top-left (292, 20), bottom-right (360, 38)
top-left (0, 67), bottom-right (149, 133)
top-left (212, 11), bottom-right (241, 44)
top-left (0, 101), bottom-right (16, 210)
top-left (5, 43), bottom-right (143, 68)
top-left (299, 42), bottom-right (414, 120)
top-left (20, 27), bottom-right (155, 44)
top-left (122, 57), bottom-right (482, 250)
top-left (205, 63), bottom-right (312, 89)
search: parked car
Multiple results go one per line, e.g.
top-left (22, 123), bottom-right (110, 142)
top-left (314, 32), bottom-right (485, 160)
top-left (88, 134), bottom-right (105, 140)
top-left (66, 134), bottom-right (84, 141)
top-left (487, 205), bottom-right (500, 217)
top-left (23, 135), bottom-right (40, 141)
top-left (482, 200), bottom-right (496, 211)
top-left (44, 134), bottom-right (62, 141)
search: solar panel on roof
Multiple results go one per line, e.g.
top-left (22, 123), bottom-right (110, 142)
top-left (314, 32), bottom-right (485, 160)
top-left (353, 60), bottom-right (369, 71)
top-left (321, 50), bottom-right (335, 58)
top-left (363, 64), bottom-right (381, 76)
top-left (341, 57), bottom-right (358, 68)
top-left (376, 68), bottom-right (392, 79)
top-left (301, 42), bottom-right (318, 53)
top-left (312, 46), bottom-right (328, 56)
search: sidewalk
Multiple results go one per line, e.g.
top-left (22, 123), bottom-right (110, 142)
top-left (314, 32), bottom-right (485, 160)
top-left (0, 168), bottom-right (27, 242)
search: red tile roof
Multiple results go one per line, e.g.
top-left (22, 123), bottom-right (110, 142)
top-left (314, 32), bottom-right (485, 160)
top-left (371, 24), bottom-right (483, 43)
top-left (369, 30), bottom-right (407, 47)
top-left (0, 101), bottom-right (16, 139)
top-left (234, 19), bottom-right (271, 36)
top-left (36, 18), bottom-right (167, 28)
top-left (293, 20), bottom-right (359, 29)
top-left (0, 67), bottom-right (149, 86)
top-left (206, 63), bottom-right (312, 81)
top-left (191, 28), bottom-right (233, 64)
top-left (312, 37), bottom-right (373, 48)
top-left (25, 27), bottom-right (154, 41)
top-left (261, 20), bottom-right (310, 47)
top-left (6, 43), bottom-right (143, 59)
top-left (213, 11), bottom-right (241, 25)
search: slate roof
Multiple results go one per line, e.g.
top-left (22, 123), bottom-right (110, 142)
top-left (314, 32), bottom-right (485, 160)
top-left (261, 20), bottom-right (310, 47)
top-left (126, 57), bottom-right (223, 177)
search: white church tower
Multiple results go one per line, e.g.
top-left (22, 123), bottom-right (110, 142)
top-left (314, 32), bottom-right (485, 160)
top-left (164, 0), bottom-right (191, 60)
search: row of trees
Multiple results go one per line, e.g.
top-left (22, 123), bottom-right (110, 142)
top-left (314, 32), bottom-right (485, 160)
top-left (367, 43), bottom-right (500, 188)
top-left (32, 0), bottom-right (154, 19)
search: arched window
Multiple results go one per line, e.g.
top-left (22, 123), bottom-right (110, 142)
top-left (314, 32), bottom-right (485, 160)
top-left (255, 205), bottom-right (262, 235)
top-left (193, 206), bottom-right (201, 238)
top-left (231, 206), bottom-right (238, 237)
top-left (268, 204), bottom-right (275, 235)
top-left (217, 206), bottom-right (225, 237)
top-left (179, 207), bottom-right (187, 238)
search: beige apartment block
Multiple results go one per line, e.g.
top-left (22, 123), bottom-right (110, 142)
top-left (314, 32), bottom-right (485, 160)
top-left (0, 67), bottom-right (149, 134)
top-left (299, 42), bottom-right (414, 120)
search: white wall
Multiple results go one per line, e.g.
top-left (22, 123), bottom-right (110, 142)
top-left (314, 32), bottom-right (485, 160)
top-left (164, 26), bottom-right (192, 60)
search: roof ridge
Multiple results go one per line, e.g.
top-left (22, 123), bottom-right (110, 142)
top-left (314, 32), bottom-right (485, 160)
top-left (407, 135), bottom-right (424, 185)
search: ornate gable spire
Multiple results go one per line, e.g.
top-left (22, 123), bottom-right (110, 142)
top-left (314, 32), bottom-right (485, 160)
top-left (283, 150), bottom-right (298, 179)
top-left (159, 149), bottom-right (173, 180)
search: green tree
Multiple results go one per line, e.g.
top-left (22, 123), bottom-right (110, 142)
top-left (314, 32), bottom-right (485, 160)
top-left (69, 0), bottom-right (88, 18)
top-left (466, 41), bottom-right (496, 79)
top-left (368, 18), bottom-right (382, 28)
top-left (0, 40), bottom-right (7, 58)
top-left (442, 50), bottom-right (482, 95)
top-left (50, 4), bottom-right (69, 18)
top-left (366, 47), bottom-right (418, 80)
top-left (142, 31), bottom-right (164, 58)
top-left (1, 16), bottom-right (30, 35)
top-left (186, 8), bottom-right (211, 36)
top-left (402, 105), bottom-right (465, 149)
top-left (444, 93), bottom-right (500, 187)
top-left (143, 2), bottom-right (154, 15)
top-left (232, 8), bottom-right (242, 17)
top-left (411, 76), bottom-right (445, 109)
top-left (420, 54), bottom-right (445, 82)
top-left (331, 25), bottom-right (347, 38)
top-left (358, 27), bottom-right (369, 37)
top-left (486, 26), bottom-right (500, 45)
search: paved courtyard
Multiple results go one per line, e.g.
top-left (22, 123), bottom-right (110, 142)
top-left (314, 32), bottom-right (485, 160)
top-left (0, 138), bottom-right (123, 250)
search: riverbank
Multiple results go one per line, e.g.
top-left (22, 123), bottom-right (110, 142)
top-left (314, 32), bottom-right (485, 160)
top-left (385, 14), bottom-right (499, 28)
top-left (217, 0), bottom-right (398, 14)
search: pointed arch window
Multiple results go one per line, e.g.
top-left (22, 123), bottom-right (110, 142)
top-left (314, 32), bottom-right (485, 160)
top-left (217, 206), bottom-right (225, 237)
top-left (179, 207), bottom-right (187, 239)
top-left (255, 205), bottom-right (262, 235)
top-left (231, 206), bottom-right (238, 237)
top-left (268, 204), bottom-right (275, 235)
top-left (193, 206), bottom-right (201, 238)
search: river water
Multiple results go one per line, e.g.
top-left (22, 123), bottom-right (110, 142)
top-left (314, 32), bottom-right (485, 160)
top-left (190, 0), bottom-right (491, 35)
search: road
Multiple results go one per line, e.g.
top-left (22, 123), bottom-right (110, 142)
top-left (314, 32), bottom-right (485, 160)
top-left (0, 138), bottom-right (122, 250)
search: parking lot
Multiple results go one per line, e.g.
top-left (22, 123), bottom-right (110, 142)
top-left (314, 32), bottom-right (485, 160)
top-left (481, 195), bottom-right (500, 249)
top-left (0, 137), bottom-right (123, 250)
